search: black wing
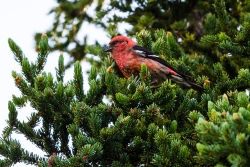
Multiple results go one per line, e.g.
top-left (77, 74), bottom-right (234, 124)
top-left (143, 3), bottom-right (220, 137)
top-left (132, 45), bottom-right (189, 78)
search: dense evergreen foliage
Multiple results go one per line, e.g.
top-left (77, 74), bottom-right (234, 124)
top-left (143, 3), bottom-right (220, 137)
top-left (1, 0), bottom-right (250, 166)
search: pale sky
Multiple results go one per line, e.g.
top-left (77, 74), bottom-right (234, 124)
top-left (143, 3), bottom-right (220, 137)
top-left (0, 1), bottom-right (110, 166)
top-left (1, 1), bottom-right (248, 167)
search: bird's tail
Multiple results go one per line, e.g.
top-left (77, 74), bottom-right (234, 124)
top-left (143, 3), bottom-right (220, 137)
top-left (187, 80), bottom-right (204, 92)
top-left (170, 75), bottom-right (204, 91)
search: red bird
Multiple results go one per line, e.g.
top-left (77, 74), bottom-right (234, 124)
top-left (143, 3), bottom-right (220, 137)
top-left (103, 35), bottom-right (203, 91)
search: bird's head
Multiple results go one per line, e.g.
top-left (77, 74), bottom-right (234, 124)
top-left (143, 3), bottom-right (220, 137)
top-left (102, 35), bottom-right (136, 53)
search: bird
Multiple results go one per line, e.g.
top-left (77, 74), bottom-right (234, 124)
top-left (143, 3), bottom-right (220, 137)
top-left (103, 35), bottom-right (204, 91)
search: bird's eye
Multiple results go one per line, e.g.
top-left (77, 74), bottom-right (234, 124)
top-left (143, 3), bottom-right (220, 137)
top-left (111, 41), bottom-right (118, 46)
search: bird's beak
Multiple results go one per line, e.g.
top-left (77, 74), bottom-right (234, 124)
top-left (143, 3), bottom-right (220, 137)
top-left (102, 45), bottom-right (113, 52)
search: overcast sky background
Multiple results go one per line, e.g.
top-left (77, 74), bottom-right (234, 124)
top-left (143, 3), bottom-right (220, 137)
top-left (1, 1), bottom-right (250, 167)
top-left (0, 1), bottom-right (113, 166)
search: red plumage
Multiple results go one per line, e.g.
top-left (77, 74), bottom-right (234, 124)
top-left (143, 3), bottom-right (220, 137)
top-left (103, 35), bottom-right (203, 91)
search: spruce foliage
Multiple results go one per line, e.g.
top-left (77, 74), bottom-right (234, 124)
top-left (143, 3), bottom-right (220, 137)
top-left (1, 0), bottom-right (250, 166)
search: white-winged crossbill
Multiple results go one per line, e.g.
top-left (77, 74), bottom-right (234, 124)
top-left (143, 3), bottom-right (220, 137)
top-left (103, 35), bottom-right (203, 91)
